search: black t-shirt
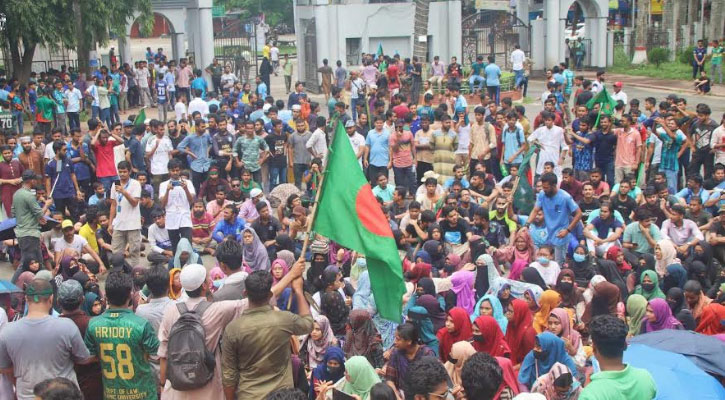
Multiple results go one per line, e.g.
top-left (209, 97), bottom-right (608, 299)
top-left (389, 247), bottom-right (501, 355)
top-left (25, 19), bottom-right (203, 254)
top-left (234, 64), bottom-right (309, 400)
top-left (592, 130), bottom-right (618, 164)
top-left (439, 218), bottom-right (470, 245)
top-left (251, 217), bottom-right (283, 243)
top-left (265, 133), bottom-right (288, 168)
top-left (704, 178), bottom-right (724, 190)
top-left (213, 131), bottom-right (235, 160)
top-left (578, 198), bottom-right (600, 221)
top-left (170, 133), bottom-right (189, 168)
top-left (576, 90), bottom-right (593, 106)
top-left (611, 195), bottom-right (638, 224)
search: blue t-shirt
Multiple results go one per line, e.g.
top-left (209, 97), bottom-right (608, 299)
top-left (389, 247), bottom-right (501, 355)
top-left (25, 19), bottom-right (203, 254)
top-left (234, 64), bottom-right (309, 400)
top-left (694, 47), bottom-right (707, 63)
top-left (502, 126), bottom-right (525, 164)
top-left (45, 158), bottom-right (75, 199)
top-left (484, 64), bottom-right (501, 86)
top-left (535, 189), bottom-right (579, 246)
top-left (592, 130), bottom-right (618, 165)
top-left (155, 81), bottom-right (168, 105)
top-left (365, 129), bottom-right (391, 167)
top-left (590, 216), bottom-right (623, 240)
top-left (191, 77), bottom-right (207, 99)
top-left (66, 141), bottom-right (91, 181)
top-left (572, 132), bottom-right (595, 171)
top-left (471, 62), bottom-right (486, 76)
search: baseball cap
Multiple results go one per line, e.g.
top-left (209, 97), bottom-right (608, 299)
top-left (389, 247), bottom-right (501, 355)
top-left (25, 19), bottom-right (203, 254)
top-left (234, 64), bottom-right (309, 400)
top-left (613, 81), bottom-right (623, 87)
top-left (345, 120), bottom-right (356, 128)
top-left (122, 120), bottom-right (133, 127)
top-left (180, 263), bottom-right (207, 291)
top-left (61, 220), bottom-right (74, 230)
top-left (21, 170), bottom-right (39, 182)
top-left (57, 280), bottom-right (83, 304)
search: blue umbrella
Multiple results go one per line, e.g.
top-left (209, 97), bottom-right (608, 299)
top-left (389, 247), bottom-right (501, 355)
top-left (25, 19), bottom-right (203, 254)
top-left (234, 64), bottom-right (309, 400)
top-left (0, 280), bottom-right (21, 294)
top-left (631, 329), bottom-right (725, 377)
top-left (623, 344), bottom-right (725, 400)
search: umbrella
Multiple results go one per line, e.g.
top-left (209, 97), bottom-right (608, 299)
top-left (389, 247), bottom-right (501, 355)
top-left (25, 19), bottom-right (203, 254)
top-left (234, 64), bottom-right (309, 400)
top-left (268, 183), bottom-right (301, 209)
top-left (630, 329), bottom-right (725, 377)
top-left (0, 280), bottom-right (21, 294)
top-left (623, 344), bottom-right (725, 400)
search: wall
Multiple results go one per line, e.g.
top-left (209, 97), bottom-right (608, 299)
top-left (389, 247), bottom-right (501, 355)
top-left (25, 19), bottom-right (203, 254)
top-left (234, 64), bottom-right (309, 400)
top-left (295, 0), bottom-right (462, 83)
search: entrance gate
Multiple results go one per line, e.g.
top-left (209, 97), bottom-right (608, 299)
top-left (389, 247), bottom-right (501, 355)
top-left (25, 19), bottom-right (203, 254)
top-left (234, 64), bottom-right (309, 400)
top-left (214, 17), bottom-right (258, 84)
top-left (461, 10), bottom-right (530, 70)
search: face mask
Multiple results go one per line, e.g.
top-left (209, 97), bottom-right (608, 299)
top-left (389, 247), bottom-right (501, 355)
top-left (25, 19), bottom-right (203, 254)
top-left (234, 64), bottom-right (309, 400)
top-left (472, 334), bottom-right (485, 343)
top-left (641, 283), bottom-right (656, 292)
top-left (667, 299), bottom-right (677, 310)
top-left (537, 257), bottom-right (550, 265)
top-left (533, 350), bottom-right (548, 360)
top-left (447, 355), bottom-right (458, 365)
top-left (573, 253), bottom-right (586, 263)
top-left (558, 281), bottom-right (573, 292)
top-left (326, 365), bottom-right (341, 376)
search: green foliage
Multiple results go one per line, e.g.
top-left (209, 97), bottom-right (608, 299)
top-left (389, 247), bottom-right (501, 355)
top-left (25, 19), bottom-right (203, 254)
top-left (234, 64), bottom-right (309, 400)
top-left (679, 46), bottom-right (695, 65)
top-left (647, 47), bottom-right (670, 67)
top-left (214, 0), bottom-right (293, 26)
top-left (613, 45), bottom-right (632, 67)
top-left (0, 0), bottom-right (75, 50)
top-left (609, 60), bottom-right (693, 81)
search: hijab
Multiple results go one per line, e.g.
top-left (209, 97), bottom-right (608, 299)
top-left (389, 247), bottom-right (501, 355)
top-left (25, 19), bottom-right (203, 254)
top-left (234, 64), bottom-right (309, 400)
top-left (407, 306), bottom-right (439, 355)
top-left (444, 341), bottom-right (476, 388)
top-left (471, 295), bottom-right (508, 334)
top-left (555, 269), bottom-right (583, 309)
top-left (569, 245), bottom-right (595, 286)
top-left (626, 294), bottom-right (648, 337)
top-left (496, 356), bottom-right (522, 399)
top-left (271, 259), bottom-right (289, 285)
top-left (353, 271), bottom-right (375, 312)
top-left (505, 299), bottom-right (535, 365)
top-left (518, 332), bottom-right (578, 388)
top-left (446, 253), bottom-right (462, 271)
top-left (605, 246), bottom-right (632, 272)
top-left (436, 307), bottom-right (473, 363)
top-left (643, 298), bottom-right (682, 332)
top-left (168, 268), bottom-right (183, 300)
top-left (242, 227), bottom-right (270, 271)
top-left (633, 270), bottom-right (666, 300)
top-left (474, 254), bottom-right (492, 295)
top-left (509, 259), bottom-right (529, 282)
top-left (415, 250), bottom-right (432, 264)
top-left (82, 292), bottom-right (100, 316)
top-left (533, 290), bottom-right (561, 334)
top-left (503, 229), bottom-right (536, 265)
top-left (522, 267), bottom-right (547, 291)
top-left (340, 356), bottom-right (381, 400)
top-left (417, 294), bottom-right (447, 332)
top-left (310, 346), bottom-right (346, 396)
top-left (276, 249), bottom-right (296, 271)
top-left (416, 277), bottom-right (437, 298)
top-left (531, 362), bottom-right (581, 400)
top-left (472, 315), bottom-right (511, 357)
top-left (308, 315), bottom-right (336, 369)
top-left (497, 283), bottom-right (513, 308)
top-left (695, 303), bottom-right (725, 335)
top-left (663, 263), bottom-right (687, 292)
top-left (344, 310), bottom-right (380, 360)
top-left (583, 275), bottom-right (606, 303)
top-left (655, 239), bottom-right (679, 277)
top-left (59, 256), bottom-right (80, 281)
top-left (407, 262), bottom-right (432, 284)
top-left (549, 308), bottom-right (581, 350)
top-left (321, 287), bottom-right (349, 336)
top-left (582, 281), bottom-right (621, 323)
top-left (173, 238), bottom-right (199, 269)
top-left (665, 287), bottom-right (697, 330)
top-left (450, 270), bottom-right (476, 314)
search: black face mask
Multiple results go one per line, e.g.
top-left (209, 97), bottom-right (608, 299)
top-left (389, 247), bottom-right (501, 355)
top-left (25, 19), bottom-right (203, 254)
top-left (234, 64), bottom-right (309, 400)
top-left (533, 350), bottom-right (548, 360)
top-left (326, 365), bottom-right (341, 376)
top-left (666, 299), bottom-right (677, 310)
top-left (558, 281), bottom-right (574, 293)
top-left (472, 334), bottom-right (485, 343)
top-left (447, 355), bottom-right (458, 365)
top-left (641, 283), bottom-right (656, 292)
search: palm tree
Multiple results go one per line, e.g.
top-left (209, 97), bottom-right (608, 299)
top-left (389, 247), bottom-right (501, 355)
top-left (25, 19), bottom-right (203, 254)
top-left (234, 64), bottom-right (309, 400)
top-left (412, 0), bottom-right (431, 61)
top-left (632, 0), bottom-right (649, 63)
top-left (709, 0), bottom-right (724, 43)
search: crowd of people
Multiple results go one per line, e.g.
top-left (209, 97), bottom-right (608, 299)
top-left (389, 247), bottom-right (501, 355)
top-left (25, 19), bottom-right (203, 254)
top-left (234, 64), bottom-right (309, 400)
top-left (0, 46), bottom-right (724, 400)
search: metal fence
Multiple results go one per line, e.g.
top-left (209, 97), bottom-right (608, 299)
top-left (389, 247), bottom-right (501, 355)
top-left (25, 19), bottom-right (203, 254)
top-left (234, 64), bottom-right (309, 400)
top-left (213, 17), bottom-right (258, 84)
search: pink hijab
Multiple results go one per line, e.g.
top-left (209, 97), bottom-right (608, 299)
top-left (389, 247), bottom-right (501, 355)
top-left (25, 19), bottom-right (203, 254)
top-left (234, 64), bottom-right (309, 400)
top-left (271, 259), bottom-right (290, 285)
top-left (450, 270), bottom-right (476, 314)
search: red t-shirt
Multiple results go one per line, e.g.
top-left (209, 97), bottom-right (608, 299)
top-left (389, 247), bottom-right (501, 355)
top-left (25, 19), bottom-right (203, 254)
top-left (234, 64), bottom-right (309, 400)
top-left (387, 65), bottom-right (400, 89)
top-left (93, 139), bottom-right (118, 178)
top-left (392, 103), bottom-right (409, 120)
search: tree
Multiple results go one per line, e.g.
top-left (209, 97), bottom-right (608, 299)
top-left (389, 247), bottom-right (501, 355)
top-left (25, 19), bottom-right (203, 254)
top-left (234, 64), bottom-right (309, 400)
top-left (0, 0), bottom-right (151, 82)
top-left (412, 0), bottom-right (432, 61)
top-left (632, 0), bottom-right (649, 64)
top-left (215, 0), bottom-right (293, 27)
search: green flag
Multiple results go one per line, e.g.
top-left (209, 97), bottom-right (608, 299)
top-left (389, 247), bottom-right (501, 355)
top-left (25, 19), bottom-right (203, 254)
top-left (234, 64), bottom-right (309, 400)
top-left (133, 108), bottom-right (146, 126)
top-left (586, 87), bottom-right (618, 115)
top-left (376, 43), bottom-right (384, 57)
top-left (513, 146), bottom-right (537, 215)
top-left (313, 123), bottom-right (405, 322)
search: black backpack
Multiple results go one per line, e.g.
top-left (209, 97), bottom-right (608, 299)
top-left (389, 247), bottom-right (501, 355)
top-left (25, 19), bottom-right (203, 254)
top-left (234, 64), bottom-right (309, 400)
top-left (166, 301), bottom-right (216, 391)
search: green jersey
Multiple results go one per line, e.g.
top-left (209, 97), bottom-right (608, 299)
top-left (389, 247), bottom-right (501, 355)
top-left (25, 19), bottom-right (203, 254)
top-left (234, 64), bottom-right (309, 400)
top-left (35, 96), bottom-right (55, 122)
top-left (85, 308), bottom-right (159, 400)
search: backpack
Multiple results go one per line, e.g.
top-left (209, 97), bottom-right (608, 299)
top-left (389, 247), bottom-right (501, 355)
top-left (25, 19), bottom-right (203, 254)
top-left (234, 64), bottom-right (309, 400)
top-left (166, 301), bottom-right (216, 391)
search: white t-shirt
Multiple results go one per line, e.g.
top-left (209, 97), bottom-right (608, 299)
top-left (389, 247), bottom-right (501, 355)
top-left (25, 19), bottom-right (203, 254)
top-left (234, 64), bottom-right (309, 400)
top-left (64, 88), bottom-right (83, 113)
top-left (306, 128), bottom-right (328, 163)
top-left (455, 124), bottom-right (471, 155)
top-left (159, 179), bottom-right (196, 230)
top-left (188, 98), bottom-right (209, 117)
top-left (174, 101), bottom-right (187, 122)
top-left (528, 125), bottom-right (568, 176)
top-left (712, 126), bottom-right (725, 165)
top-left (52, 235), bottom-right (88, 255)
top-left (44, 143), bottom-right (55, 160)
top-left (511, 49), bottom-right (525, 71)
top-left (109, 179), bottom-right (142, 231)
top-left (145, 136), bottom-right (174, 175)
top-left (611, 90), bottom-right (628, 105)
top-left (647, 130), bottom-right (663, 165)
top-left (270, 47), bottom-right (280, 61)
top-left (348, 133), bottom-right (366, 168)
top-left (136, 68), bottom-right (150, 88)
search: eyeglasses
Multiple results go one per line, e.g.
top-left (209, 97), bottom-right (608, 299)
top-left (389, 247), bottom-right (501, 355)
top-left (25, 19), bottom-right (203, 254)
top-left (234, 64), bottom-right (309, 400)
top-left (428, 387), bottom-right (453, 399)
top-left (231, 184), bottom-right (240, 187)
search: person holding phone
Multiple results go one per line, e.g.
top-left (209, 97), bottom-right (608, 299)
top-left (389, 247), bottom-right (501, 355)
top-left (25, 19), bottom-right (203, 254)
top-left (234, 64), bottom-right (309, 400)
top-left (108, 161), bottom-right (142, 266)
top-left (159, 158), bottom-right (195, 253)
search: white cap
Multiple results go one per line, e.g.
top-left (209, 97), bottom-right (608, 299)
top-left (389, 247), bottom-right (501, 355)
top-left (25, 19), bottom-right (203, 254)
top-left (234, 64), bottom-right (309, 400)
top-left (180, 264), bottom-right (207, 291)
top-left (250, 188), bottom-right (263, 198)
top-left (291, 104), bottom-right (302, 111)
top-left (263, 104), bottom-right (272, 113)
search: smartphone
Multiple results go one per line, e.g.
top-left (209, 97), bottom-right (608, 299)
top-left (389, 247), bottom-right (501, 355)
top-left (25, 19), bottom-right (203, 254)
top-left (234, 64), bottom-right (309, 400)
top-left (112, 179), bottom-right (121, 188)
top-left (171, 180), bottom-right (181, 187)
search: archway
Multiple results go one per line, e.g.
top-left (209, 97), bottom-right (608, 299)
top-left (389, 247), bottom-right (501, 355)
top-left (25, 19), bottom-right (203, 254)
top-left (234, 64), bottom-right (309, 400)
top-left (128, 13), bottom-right (174, 63)
top-left (541, 0), bottom-right (608, 69)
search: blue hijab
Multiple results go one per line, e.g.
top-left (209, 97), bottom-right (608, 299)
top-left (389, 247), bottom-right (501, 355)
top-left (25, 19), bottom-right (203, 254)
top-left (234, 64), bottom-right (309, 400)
top-left (353, 271), bottom-right (398, 349)
top-left (470, 294), bottom-right (508, 334)
top-left (309, 346), bottom-right (346, 398)
top-left (664, 264), bottom-right (687, 291)
top-left (415, 250), bottom-right (432, 264)
top-left (407, 305), bottom-right (439, 356)
top-left (518, 332), bottom-right (578, 388)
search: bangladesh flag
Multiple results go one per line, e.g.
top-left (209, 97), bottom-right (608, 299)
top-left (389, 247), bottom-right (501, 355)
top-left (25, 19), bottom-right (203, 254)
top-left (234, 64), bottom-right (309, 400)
top-left (313, 123), bottom-right (405, 322)
top-left (133, 107), bottom-right (147, 126)
top-left (586, 87), bottom-right (618, 128)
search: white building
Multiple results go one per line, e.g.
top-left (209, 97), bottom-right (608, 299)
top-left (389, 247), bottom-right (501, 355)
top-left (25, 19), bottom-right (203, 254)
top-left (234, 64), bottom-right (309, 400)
top-left (293, 0), bottom-right (462, 88)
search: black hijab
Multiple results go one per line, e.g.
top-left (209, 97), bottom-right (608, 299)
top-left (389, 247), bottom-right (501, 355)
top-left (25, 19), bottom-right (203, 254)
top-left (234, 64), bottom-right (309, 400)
top-left (521, 267), bottom-right (547, 290)
top-left (666, 287), bottom-right (696, 330)
top-left (417, 277), bottom-right (437, 297)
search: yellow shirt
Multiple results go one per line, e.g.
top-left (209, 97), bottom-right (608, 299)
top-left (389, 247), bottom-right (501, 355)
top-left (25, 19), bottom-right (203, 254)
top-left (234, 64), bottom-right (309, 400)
top-left (262, 45), bottom-right (270, 60)
top-left (79, 223), bottom-right (99, 253)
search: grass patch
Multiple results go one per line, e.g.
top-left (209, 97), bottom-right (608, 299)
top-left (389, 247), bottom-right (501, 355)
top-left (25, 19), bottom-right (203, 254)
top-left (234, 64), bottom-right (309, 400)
top-left (610, 44), bottom-right (694, 81)
top-left (214, 44), bottom-right (297, 58)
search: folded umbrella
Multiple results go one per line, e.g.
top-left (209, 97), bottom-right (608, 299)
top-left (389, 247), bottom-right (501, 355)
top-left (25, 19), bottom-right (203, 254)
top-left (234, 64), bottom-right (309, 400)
top-left (630, 329), bottom-right (725, 377)
top-left (623, 343), bottom-right (725, 400)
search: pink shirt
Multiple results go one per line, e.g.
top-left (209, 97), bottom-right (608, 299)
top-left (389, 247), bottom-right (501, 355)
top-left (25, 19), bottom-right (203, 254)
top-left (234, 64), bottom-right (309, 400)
top-left (177, 66), bottom-right (193, 88)
top-left (206, 199), bottom-right (231, 229)
top-left (614, 128), bottom-right (641, 168)
top-left (157, 297), bottom-right (248, 399)
top-left (431, 62), bottom-right (446, 77)
top-left (390, 130), bottom-right (414, 168)
top-left (361, 65), bottom-right (377, 86)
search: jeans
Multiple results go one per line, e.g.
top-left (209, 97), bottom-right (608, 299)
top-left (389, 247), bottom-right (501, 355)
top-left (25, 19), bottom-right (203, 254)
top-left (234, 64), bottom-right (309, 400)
top-left (469, 75), bottom-right (485, 92)
top-left (100, 107), bottom-right (112, 127)
top-left (351, 98), bottom-right (360, 121)
top-left (693, 62), bottom-right (706, 79)
top-left (12, 110), bottom-right (23, 134)
top-left (520, 76), bottom-right (529, 97)
top-left (293, 163), bottom-right (307, 189)
top-left (596, 159), bottom-right (615, 188)
top-left (54, 113), bottom-right (67, 133)
top-left (553, 242), bottom-right (568, 265)
top-left (52, 197), bottom-right (72, 218)
top-left (119, 92), bottom-right (128, 111)
top-left (576, 54), bottom-right (584, 70)
top-left (269, 166), bottom-right (287, 190)
top-left (67, 112), bottom-right (80, 130)
top-left (284, 75), bottom-right (292, 93)
top-left (99, 176), bottom-right (118, 195)
top-left (140, 87), bottom-right (152, 107)
top-left (514, 69), bottom-right (524, 88)
top-left (110, 103), bottom-right (120, 125)
top-left (487, 85), bottom-right (500, 105)
top-left (251, 169), bottom-right (262, 184)
top-left (410, 79), bottom-right (422, 104)
top-left (688, 147), bottom-right (714, 179)
top-left (663, 169), bottom-right (678, 194)
top-left (367, 165), bottom-right (388, 184)
top-left (393, 166), bottom-right (415, 196)
top-left (91, 106), bottom-right (100, 122)
top-left (712, 63), bottom-right (723, 84)
top-left (157, 104), bottom-right (168, 123)
top-left (417, 161), bottom-right (433, 184)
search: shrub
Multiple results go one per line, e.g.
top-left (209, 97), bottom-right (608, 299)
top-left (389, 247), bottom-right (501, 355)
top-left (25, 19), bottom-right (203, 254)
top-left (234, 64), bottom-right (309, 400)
top-left (679, 45), bottom-right (695, 65)
top-left (647, 47), bottom-right (670, 67)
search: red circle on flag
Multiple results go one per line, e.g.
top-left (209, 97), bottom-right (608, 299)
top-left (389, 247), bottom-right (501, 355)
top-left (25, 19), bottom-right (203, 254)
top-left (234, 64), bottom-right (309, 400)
top-left (355, 184), bottom-right (394, 238)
